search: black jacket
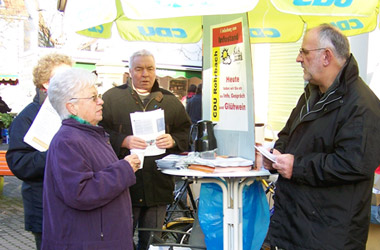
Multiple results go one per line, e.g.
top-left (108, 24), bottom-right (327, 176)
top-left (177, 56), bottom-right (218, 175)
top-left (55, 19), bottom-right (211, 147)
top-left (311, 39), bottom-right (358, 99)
top-left (267, 55), bottom-right (380, 250)
top-left (6, 89), bottom-right (47, 233)
top-left (99, 81), bottom-right (191, 207)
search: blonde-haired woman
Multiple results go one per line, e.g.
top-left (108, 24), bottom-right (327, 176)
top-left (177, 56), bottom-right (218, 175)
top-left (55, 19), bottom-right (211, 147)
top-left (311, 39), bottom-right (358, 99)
top-left (6, 53), bottom-right (73, 250)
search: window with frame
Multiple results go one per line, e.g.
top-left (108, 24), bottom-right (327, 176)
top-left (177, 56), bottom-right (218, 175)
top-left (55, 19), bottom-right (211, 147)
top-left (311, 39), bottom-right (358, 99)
top-left (267, 41), bottom-right (305, 132)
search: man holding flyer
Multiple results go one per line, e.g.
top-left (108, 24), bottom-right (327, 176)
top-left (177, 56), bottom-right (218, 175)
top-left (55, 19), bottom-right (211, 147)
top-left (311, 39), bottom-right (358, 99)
top-left (99, 49), bottom-right (191, 250)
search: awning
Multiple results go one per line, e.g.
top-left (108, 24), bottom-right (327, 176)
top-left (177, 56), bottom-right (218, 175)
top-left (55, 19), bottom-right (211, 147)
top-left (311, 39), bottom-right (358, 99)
top-left (0, 75), bottom-right (19, 85)
top-left (74, 62), bottom-right (96, 71)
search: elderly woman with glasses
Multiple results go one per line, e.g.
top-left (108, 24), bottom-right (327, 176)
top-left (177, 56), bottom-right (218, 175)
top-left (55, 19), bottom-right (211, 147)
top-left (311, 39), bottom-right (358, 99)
top-left (41, 68), bottom-right (140, 250)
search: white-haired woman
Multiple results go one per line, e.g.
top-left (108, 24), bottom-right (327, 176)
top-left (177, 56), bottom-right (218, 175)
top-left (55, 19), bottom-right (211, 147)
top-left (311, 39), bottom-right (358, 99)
top-left (42, 68), bottom-right (140, 250)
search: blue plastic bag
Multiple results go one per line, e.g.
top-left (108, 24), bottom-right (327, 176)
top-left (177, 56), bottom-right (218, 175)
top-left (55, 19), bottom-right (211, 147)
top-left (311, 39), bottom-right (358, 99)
top-left (198, 180), bottom-right (270, 250)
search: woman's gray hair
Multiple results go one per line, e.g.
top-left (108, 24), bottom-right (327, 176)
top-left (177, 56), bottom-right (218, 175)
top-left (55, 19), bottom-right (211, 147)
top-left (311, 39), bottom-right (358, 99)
top-left (48, 68), bottom-right (97, 120)
top-left (317, 24), bottom-right (350, 64)
top-left (129, 49), bottom-right (155, 70)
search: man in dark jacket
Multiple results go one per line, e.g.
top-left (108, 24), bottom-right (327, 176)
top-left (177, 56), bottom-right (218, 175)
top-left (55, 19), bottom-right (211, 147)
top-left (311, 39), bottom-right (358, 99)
top-left (99, 49), bottom-right (191, 250)
top-left (263, 24), bottom-right (380, 250)
top-left (6, 53), bottom-right (72, 250)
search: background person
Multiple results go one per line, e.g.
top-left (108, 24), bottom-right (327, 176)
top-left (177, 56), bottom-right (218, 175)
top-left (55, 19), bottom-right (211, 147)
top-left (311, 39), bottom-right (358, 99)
top-left (6, 53), bottom-right (73, 250)
top-left (371, 205), bottom-right (380, 225)
top-left (99, 49), bottom-right (191, 250)
top-left (181, 83), bottom-right (196, 106)
top-left (371, 166), bottom-right (380, 225)
top-left (186, 83), bottom-right (202, 124)
top-left (0, 96), bottom-right (11, 113)
top-left (262, 24), bottom-right (380, 250)
top-left (42, 68), bottom-right (140, 249)
top-left (186, 83), bottom-right (202, 151)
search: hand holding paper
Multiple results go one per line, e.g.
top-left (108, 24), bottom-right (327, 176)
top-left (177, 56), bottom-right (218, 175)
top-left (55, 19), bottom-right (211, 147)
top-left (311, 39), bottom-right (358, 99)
top-left (130, 109), bottom-right (165, 156)
top-left (254, 145), bottom-right (277, 163)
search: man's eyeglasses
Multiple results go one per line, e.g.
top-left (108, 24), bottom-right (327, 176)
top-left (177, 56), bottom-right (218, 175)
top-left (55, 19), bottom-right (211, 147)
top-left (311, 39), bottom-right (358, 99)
top-left (70, 94), bottom-right (102, 102)
top-left (299, 48), bottom-right (326, 56)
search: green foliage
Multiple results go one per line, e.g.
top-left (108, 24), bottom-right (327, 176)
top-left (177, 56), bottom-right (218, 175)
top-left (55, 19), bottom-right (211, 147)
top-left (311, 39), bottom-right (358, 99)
top-left (0, 113), bottom-right (14, 129)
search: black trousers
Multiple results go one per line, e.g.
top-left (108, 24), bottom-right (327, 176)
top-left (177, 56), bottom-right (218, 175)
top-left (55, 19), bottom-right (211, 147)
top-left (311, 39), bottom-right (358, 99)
top-left (32, 232), bottom-right (42, 250)
top-left (132, 205), bottom-right (167, 250)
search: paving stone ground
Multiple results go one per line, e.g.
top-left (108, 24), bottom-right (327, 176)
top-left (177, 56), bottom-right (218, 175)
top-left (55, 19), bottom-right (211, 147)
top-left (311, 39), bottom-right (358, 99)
top-left (0, 176), bottom-right (35, 250)
top-left (0, 176), bottom-right (143, 250)
top-left (0, 176), bottom-right (188, 250)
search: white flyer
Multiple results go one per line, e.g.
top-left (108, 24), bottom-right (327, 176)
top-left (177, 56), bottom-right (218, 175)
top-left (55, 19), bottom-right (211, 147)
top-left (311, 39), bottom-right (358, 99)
top-left (130, 109), bottom-right (166, 156)
top-left (24, 98), bottom-right (62, 152)
top-left (254, 145), bottom-right (277, 163)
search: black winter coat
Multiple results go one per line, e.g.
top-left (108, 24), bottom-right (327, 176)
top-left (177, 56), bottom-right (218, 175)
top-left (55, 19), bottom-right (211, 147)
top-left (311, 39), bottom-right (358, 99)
top-left (6, 89), bottom-right (47, 233)
top-left (267, 55), bottom-right (380, 250)
top-left (99, 81), bottom-right (191, 207)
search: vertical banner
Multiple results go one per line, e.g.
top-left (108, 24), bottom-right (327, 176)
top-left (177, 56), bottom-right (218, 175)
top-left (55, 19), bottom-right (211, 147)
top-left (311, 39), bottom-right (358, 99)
top-left (203, 13), bottom-right (255, 160)
top-left (212, 47), bottom-right (220, 121)
top-left (211, 19), bottom-right (248, 131)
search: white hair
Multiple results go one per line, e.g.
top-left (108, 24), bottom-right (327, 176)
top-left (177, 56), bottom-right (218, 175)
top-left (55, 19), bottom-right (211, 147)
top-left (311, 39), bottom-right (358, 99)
top-left (129, 49), bottom-right (155, 70)
top-left (48, 68), bottom-right (97, 120)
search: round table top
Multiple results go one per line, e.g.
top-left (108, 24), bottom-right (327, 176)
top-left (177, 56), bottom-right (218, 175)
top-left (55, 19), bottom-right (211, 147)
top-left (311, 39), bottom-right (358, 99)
top-left (161, 168), bottom-right (271, 178)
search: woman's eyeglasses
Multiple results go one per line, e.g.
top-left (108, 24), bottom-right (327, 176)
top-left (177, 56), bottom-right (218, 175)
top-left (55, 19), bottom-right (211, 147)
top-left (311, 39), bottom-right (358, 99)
top-left (70, 94), bottom-right (102, 102)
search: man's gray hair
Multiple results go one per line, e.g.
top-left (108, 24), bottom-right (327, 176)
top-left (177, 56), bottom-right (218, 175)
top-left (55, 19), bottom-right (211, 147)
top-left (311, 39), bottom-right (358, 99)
top-left (48, 68), bottom-right (97, 120)
top-left (317, 24), bottom-right (350, 64)
top-left (129, 49), bottom-right (155, 70)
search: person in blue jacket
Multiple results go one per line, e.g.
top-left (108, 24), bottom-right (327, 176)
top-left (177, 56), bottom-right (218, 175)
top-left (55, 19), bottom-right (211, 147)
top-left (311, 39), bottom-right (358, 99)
top-left (371, 204), bottom-right (380, 224)
top-left (186, 83), bottom-right (202, 124)
top-left (6, 53), bottom-right (73, 250)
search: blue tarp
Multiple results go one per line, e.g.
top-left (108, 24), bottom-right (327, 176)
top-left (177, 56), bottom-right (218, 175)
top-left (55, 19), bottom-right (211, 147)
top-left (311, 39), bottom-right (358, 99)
top-left (198, 180), bottom-right (270, 250)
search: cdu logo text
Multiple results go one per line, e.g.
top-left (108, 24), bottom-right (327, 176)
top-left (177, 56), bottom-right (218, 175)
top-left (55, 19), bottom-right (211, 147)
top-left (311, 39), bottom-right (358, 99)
top-left (250, 28), bottom-right (280, 38)
top-left (331, 18), bottom-right (363, 30)
top-left (137, 27), bottom-right (188, 38)
top-left (293, 0), bottom-right (353, 7)
top-left (87, 25), bottom-right (188, 39)
top-left (88, 25), bottom-right (104, 34)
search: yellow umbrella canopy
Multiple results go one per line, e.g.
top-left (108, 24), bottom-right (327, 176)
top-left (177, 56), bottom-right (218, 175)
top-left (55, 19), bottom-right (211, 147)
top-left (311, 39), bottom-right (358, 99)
top-left (69, 0), bottom-right (204, 43)
top-left (248, 0), bottom-right (379, 43)
top-left (64, 0), bottom-right (380, 44)
top-left (271, 0), bottom-right (376, 16)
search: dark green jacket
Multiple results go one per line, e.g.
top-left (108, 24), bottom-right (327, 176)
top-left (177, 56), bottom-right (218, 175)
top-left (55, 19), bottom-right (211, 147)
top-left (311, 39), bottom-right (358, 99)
top-left (99, 81), bottom-right (191, 207)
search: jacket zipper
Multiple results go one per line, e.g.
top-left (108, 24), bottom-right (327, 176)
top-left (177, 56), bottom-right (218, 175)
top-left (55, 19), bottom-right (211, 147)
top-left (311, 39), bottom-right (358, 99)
top-left (100, 208), bottom-right (104, 240)
top-left (138, 93), bottom-right (157, 112)
top-left (300, 89), bottom-right (342, 121)
top-left (300, 96), bottom-right (342, 121)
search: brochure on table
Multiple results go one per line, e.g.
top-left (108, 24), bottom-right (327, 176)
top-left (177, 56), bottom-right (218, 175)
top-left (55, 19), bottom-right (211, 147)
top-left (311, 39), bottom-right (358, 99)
top-left (156, 153), bottom-right (254, 170)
